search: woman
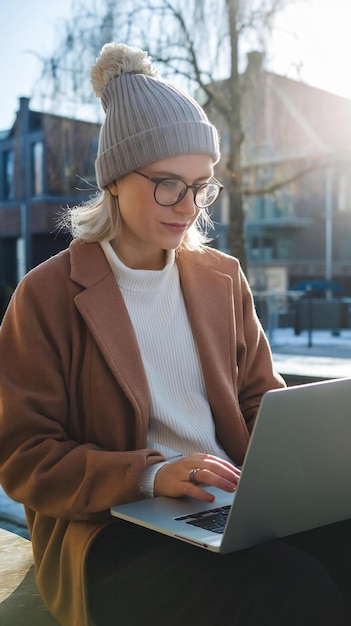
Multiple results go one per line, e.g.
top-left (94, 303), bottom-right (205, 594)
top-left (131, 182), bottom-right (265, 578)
top-left (0, 43), bottom-right (347, 626)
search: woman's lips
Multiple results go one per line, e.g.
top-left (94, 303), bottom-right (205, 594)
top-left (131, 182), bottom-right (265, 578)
top-left (161, 222), bottom-right (188, 232)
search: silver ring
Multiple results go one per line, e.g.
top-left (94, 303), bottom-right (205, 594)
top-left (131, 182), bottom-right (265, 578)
top-left (189, 468), bottom-right (201, 484)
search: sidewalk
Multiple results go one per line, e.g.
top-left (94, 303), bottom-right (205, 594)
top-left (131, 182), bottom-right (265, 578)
top-left (1, 328), bottom-right (350, 538)
top-left (271, 327), bottom-right (351, 381)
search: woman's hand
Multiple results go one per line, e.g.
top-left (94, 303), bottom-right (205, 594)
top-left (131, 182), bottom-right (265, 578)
top-left (153, 453), bottom-right (241, 502)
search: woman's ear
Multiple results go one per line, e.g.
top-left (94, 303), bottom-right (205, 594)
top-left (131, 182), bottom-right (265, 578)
top-left (108, 181), bottom-right (119, 196)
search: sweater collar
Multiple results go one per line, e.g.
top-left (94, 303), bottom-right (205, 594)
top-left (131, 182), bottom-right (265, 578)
top-left (100, 241), bottom-right (176, 293)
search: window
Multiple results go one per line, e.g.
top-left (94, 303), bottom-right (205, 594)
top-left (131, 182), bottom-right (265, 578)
top-left (249, 234), bottom-right (292, 261)
top-left (2, 150), bottom-right (14, 199)
top-left (337, 173), bottom-right (350, 213)
top-left (31, 142), bottom-right (44, 196)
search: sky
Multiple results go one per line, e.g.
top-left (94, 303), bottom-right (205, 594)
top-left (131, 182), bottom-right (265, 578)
top-left (0, 0), bottom-right (74, 129)
top-left (1, 0), bottom-right (351, 130)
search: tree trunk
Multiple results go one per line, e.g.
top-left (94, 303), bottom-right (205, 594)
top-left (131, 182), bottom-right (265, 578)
top-left (226, 0), bottom-right (247, 274)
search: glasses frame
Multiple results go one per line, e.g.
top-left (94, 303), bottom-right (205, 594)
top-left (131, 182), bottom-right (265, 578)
top-left (133, 170), bottom-right (223, 209)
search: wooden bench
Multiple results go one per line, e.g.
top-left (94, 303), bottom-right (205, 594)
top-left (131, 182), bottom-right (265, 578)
top-left (0, 528), bottom-right (59, 625)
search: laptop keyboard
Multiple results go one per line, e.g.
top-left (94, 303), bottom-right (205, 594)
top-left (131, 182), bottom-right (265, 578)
top-left (175, 505), bottom-right (231, 534)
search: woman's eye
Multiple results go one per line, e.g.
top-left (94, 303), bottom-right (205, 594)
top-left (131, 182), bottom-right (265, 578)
top-left (159, 179), bottom-right (178, 188)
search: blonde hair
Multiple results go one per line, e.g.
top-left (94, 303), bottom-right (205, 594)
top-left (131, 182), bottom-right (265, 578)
top-left (61, 189), bottom-right (213, 251)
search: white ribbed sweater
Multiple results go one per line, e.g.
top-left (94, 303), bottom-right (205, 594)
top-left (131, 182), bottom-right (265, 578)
top-left (101, 242), bottom-right (232, 493)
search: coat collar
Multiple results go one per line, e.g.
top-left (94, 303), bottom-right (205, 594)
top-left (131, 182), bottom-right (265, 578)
top-left (68, 241), bottom-right (237, 442)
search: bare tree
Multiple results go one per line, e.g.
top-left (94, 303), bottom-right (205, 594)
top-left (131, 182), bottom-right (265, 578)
top-left (36, 0), bottom-right (298, 273)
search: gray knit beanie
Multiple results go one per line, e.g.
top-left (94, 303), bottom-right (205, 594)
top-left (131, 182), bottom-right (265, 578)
top-left (91, 42), bottom-right (220, 189)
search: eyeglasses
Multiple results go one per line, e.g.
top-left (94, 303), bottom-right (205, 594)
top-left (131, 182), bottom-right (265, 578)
top-left (133, 170), bottom-right (223, 209)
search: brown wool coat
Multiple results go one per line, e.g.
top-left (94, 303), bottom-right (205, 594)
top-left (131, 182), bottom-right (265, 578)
top-left (0, 239), bottom-right (284, 625)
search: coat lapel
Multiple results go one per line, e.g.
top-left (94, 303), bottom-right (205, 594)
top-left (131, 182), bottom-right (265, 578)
top-left (69, 240), bottom-right (150, 421)
top-left (177, 250), bottom-right (248, 460)
top-left (177, 249), bottom-right (236, 392)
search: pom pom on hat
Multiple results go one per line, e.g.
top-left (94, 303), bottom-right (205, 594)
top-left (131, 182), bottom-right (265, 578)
top-left (91, 42), bottom-right (220, 188)
top-left (91, 42), bottom-right (159, 98)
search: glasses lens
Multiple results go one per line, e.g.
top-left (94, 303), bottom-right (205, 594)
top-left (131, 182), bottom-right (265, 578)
top-left (155, 179), bottom-right (187, 206)
top-left (195, 183), bottom-right (220, 208)
top-left (154, 178), bottom-right (221, 208)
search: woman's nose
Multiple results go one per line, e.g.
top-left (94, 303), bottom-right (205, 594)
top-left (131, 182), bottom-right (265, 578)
top-left (173, 189), bottom-right (197, 216)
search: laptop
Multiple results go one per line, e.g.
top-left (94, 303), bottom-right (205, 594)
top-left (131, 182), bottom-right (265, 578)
top-left (111, 377), bottom-right (351, 553)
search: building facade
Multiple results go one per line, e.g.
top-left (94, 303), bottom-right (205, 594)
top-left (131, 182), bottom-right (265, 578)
top-left (0, 97), bottom-right (100, 303)
top-left (208, 52), bottom-right (351, 300)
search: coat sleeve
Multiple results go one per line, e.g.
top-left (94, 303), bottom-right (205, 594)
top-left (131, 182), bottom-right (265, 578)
top-left (0, 269), bottom-right (165, 522)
